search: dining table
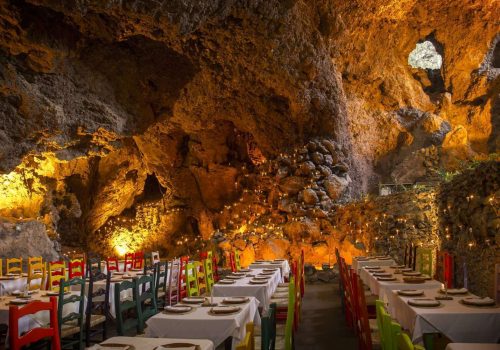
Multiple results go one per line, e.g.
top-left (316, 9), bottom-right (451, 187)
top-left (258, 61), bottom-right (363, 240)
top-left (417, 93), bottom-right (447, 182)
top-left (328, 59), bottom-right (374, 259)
top-left (96, 336), bottom-right (215, 350)
top-left (145, 296), bottom-right (260, 350)
top-left (360, 266), bottom-right (442, 303)
top-left (445, 344), bottom-right (500, 350)
top-left (212, 268), bottom-right (281, 307)
top-left (248, 259), bottom-right (290, 281)
top-left (389, 288), bottom-right (500, 345)
top-left (352, 256), bottom-right (397, 272)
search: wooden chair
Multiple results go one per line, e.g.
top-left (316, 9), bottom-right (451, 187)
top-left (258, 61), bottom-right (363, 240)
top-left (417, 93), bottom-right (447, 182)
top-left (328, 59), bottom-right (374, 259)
top-left (58, 278), bottom-right (86, 350)
top-left (9, 297), bottom-right (61, 350)
top-left (398, 332), bottom-right (425, 350)
top-left (27, 257), bottom-right (45, 291)
top-left (410, 245), bottom-right (417, 270)
top-left (203, 257), bottom-right (215, 294)
top-left (178, 256), bottom-right (189, 300)
top-left (0, 259), bottom-right (2, 276)
top-left (255, 303), bottom-right (276, 350)
top-left (229, 251), bottom-right (237, 272)
top-left (276, 276), bottom-right (295, 350)
top-left (339, 257), bottom-right (355, 328)
top-left (85, 268), bottom-right (110, 346)
top-left (299, 250), bottom-right (305, 298)
top-left (106, 257), bottom-right (120, 273)
top-left (154, 261), bottom-right (168, 309)
top-left (86, 253), bottom-right (102, 278)
top-left (168, 259), bottom-right (180, 305)
top-left (375, 300), bottom-right (385, 350)
top-left (195, 261), bottom-right (206, 295)
top-left (201, 251), bottom-right (221, 282)
top-left (235, 250), bottom-right (242, 271)
top-left (417, 248), bottom-right (433, 277)
top-left (68, 259), bottom-right (85, 279)
top-left (114, 279), bottom-right (139, 336)
top-left (136, 274), bottom-right (158, 333)
top-left (6, 257), bottom-right (22, 275)
top-left (133, 251), bottom-right (144, 270)
top-left (435, 250), bottom-right (454, 288)
top-left (47, 261), bottom-right (66, 291)
top-left (236, 323), bottom-right (255, 350)
top-left (185, 262), bottom-right (199, 297)
top-left (353, 272), bottom-right (379, 350)
top-left (124, 253), bottom-right (134, 272)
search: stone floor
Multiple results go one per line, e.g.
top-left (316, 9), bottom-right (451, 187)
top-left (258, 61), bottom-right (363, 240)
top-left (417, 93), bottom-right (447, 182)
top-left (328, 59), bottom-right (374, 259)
top-left (295, 282), bottom-right (358, 350)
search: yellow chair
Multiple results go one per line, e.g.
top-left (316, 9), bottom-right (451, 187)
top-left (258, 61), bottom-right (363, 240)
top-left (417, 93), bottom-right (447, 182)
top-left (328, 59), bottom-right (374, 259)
top-left (195, 261), bottom-right (206, 295)
top-left (28, 258), bottom-right (46, 291)
top-left (236, 323), bottom-right (254, 350)
top-left (6, 257), bottom-right (23, 275)
top-left (47, 261), bottom-right (66, 291)
top-left (398, 332), bottom-right (425, 350)
top-left (234, 250), bottom-right (242, 271)
top-left (203, 258), bottom-right (214, 294)
top-left (185, 262), bottom-right (199, 297)
top-left (0, 259), bottom-right (3, 276)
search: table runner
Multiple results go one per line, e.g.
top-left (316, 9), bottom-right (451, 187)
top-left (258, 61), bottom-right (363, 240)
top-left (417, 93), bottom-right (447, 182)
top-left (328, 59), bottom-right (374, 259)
top-left (212, 268), bottom-right (280, 307)
top-left (146, 296), bottom-right (260, 349)
top-left (390, 289), bottom-right (500, 344)
top-left (99, 336), bottom-right (214, 350)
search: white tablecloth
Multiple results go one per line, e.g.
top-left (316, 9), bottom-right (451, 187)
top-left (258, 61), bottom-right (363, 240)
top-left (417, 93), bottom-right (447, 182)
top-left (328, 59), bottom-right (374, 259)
top-left (352, 258), bottom-right (396, 272)
top-left (445, 344), bottom-right (500, 350)
top-left (248, 260), bottom-right (290, 280)
top-left (0, 291), bottom-right (85, 338)
top-left (99, 336), bottom-right (214, 350)
top-left (146, 296), bottom-right (260, 349)
top-left (390, 289), bottom-right (500, 344)
top-left (360, 267), bottom-right (441, 303)
top-left (212, 268), bottom-right (280, 307)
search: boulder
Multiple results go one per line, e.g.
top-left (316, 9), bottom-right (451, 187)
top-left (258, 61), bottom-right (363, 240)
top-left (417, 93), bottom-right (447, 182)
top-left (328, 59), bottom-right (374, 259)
top-left (279, 176), bottom-right (307, 195)
top-left (302, 188), bottom-right (319, 205)
top-left (311, 152), bottom-right (324, 165)
top-left (296, 161), bottom-right (316, 176)
top-left (324, 174), bottom-right (350, 200)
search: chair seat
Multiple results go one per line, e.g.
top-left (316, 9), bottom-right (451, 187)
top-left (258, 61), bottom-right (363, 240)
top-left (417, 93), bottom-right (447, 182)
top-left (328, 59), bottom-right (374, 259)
top-left (269, 298), bottom-right (288, 308)
top-left (276, 323), bottom-right (285, 335)
top-left (275, 334), bottom-right (286, 350)
top-left (272, 292), bottom-right (289, 299)
top-left (278, 283), bottom-right (289, 287)
top-left (368, 318), bottom-right (378, 332)
top-left (61, 322), bottom-right (81, 338)
top-left (88, 314), bottom-right (106, 328)
top-left (365, 292), bottom-right (378, 305)
top-left (255, 335), bottom-right (262, 350)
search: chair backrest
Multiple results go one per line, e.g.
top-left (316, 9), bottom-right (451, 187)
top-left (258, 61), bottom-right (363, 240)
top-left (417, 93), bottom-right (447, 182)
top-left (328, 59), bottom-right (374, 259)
top-left (417, 248), bottom-right (433, 276)
top-left (48, 261), bottom-right (66, 291)
top-left (58, 278), bottom-right (86, 347)
top-left (234, 250), bottom-right (242, 271)
top-left (86, 253), bottom-right (102, 278)
top-left (229, 251), bottom-right (237, 272)
top-left (106, 257), bottom-right (120, 272)
top-left (136, 274), bottom-right (158, 332)
top-left (85, 269), bottom-right (110, 346)
top-left (354, 272), bottom-right (373, 350)
top-left (195, 261), bottom-right (206, 295)
top-left (68, 259), bottom-right (85, 279)
top-left (114, 279), bottom-right (138, 335)
top-left (124, 253), bottom-right (134, 272)
top-left (133, 251), bottom-right (144, 270)
top-left (185, 262), bottom-right (199, 297)
top-left (435, 250), bottom-right (454, 288)
top-left (398, 332), bottom-right (425, 350)
top-left (284, 276), bottom-right (296, 350)
top-left (203, 258), bottom-right (214, 294)
top-left (9, 297), bottom-right (61, 350)
top-left (236, 323), bottom-right (254, 350)
top-left (411, 245), bottom-right (417, 270)
top-left (151, 251), bottom-right (160, 264)
top-left (381, 305), bottom-right (400, 350)
top-left (261, 303), bottom-right (277, 350)
top-left (300, 250), bottom-right (305, 297)
top-left (154, 261), bottom-right (168, 307)
top-left (339, 257), bottom-right (354, 328)
top-left (28, 258), bottom-right (45, 291)
top-left (6, 257), bottom-right (22, 275)
top-left (168, 259), bottom-right (180, 305)
top-left (212, 254), bottom-right (220, 282)
top-left (178, 256), bottom-right (189, 300)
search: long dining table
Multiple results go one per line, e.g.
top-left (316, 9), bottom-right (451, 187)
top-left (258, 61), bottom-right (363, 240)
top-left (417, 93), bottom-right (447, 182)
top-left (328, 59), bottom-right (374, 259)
top-left (248, 259), bottom-right (291, 281)
top-left (97, 336), bottom-right (215, 350)
top-left (145, 296), bottom-right (260, 350)
top-left (352, 256), bottom-right (397, 272)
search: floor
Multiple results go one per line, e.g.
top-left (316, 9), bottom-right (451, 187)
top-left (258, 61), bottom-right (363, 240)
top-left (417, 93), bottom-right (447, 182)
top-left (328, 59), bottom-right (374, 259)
top-left (295, 282), bottom-right (358, 350)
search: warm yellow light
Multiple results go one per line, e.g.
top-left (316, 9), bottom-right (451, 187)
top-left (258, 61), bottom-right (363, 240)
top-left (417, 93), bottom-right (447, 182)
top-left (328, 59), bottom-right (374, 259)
top-left (115, 244), bottom-right (128, 256)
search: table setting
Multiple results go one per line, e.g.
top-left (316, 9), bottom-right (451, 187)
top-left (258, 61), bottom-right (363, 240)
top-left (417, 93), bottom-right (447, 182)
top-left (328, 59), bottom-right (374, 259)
top-left (248, 259), bottom-right (290, 281)
top-left (351, 256), bottom-right (397, 272)
top-left (95, 336), bottom-right (214, 350)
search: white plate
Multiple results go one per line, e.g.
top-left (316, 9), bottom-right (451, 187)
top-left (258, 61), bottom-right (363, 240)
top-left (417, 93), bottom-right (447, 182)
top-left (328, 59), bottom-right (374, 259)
top-left (408, 298), bottom-right (440, 307)
top-left (462, 297), bottom-right (496, 306)
top-left (182, 297), bottom-right (205, 303)
top-left (164, 306), bottom-right (192, 313)
top-left (210, 306), bottom-right (240, 314)
top-left (397, 290), bottom-right (424, 296)
top-left (439, 288), bottom-right (468, 295)
top-left (218, 280), bottom-right (235, 284)
top-left (403, 271), bottom-right (421, 276)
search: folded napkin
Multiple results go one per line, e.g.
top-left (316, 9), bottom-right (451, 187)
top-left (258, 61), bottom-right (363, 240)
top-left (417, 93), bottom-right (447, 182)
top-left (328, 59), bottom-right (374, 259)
top-left (211, 306), bottom-right (240, 314)
top-left (441, 288), bottom-right (468, 294)
top-left (155, 345), bottom-right (196, 350)
top-left (463, 297), bottom-right (495, 305)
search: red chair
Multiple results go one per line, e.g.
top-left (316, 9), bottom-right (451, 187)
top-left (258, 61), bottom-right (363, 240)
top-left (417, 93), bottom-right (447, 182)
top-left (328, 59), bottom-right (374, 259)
top-left (338, 257), bottom-right (355, 329)
top-left (212, 255), bottom-right (220, 282)
top-left (300, 250), bottom-right (305, 298)
top-left (229, 251), bottom-right (237, 272)
top-left (68, 259), bottom-right (85, 279)
top-left (133, 251), bottom-right (144, 269)
top-left (435, 250), bottom-right (454, 288)
top-left (9, 297), bottom-right (61, 350)
top-left (352, 271), bottom-right (374, 350)
top-left (106, 257), bottom-right (120, 272)
top-left (124, 253), bottom-right (134, 272)
top-left (178, 256), bottom-right (189, 300)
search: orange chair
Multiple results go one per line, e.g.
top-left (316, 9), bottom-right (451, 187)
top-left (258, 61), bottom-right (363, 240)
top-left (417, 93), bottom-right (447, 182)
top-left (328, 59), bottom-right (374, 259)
top-left (68, 259), bottom-right (85, 279)
top-left (133, 251), bottom-right (144, 270)
top-left (9, 297), bottom-right (61, 350)
top-left (229, 251), bottom-right (237, 272)
top-left (47, 261), bottom-right (66, 291)
top-left (177, 256), bottom-right (189, 300)
top-left (106, 257), bottom-right (120, 272)
top-left (124, 253), bottom-right (134, 272)
top-left (6, 258), bottom-right (23, 275)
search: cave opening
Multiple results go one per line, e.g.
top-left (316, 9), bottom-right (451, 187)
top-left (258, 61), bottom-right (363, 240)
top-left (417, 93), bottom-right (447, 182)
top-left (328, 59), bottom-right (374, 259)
top-left (493, 41), bottom-right (500, 68)
top-left (142, 173), bottom-right (166, 201)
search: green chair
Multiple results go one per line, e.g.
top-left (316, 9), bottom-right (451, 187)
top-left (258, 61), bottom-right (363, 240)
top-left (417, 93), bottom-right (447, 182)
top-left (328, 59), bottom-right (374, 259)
top-left (275, 276), bottom-right (295, 350)
top-left (114, 279), bottom-right (139, 336)
top-left (417, 248), bottom-right (433, 277)
top-left (235, 250), bottom-right (242, 271)
top-left (154, 261), bottom-right (168, 309)
top-left (185, 262), bottom-right (199, 297)
top-left (136, 274), bottom-right (158, 333)
top-left (375, 300), bottom-right (386, 349)
top-left (203, 258), bottom-right (215, 294)
top-left (398, 332), bottom-right (425, 350)
top-left (256, 303), bottom-right (276, 350)
top-left (58, 278), bottom-right (86, 350)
